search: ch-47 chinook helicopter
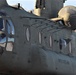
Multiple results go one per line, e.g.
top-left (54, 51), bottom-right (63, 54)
top-left (0, 0), bottom-right (76, 75)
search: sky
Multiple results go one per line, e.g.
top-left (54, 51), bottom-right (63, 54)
top-left (7, 0), bottom-right (76, 10)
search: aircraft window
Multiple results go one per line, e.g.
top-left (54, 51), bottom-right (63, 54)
top-left (8, 20), bottom-right (15, 35)
top-left (69, 42), bottom-right (72, 54)
top-left (0, 18), bottom-right (3, 30)
top-left (0, 17), bottom-right (15, 52)
top-left (0, 18), bottom-right (6, 50)
top-left (6, 19), bottom-right (15, 51)
top-left (39, 32), bottom-right (42, 44)
top-left (59, 39), bottom-right (67, 50)
top-left (0, 34), bottom-right (6, 47)
top-left (26, 28), bottom-right (30, 41)
top-left (50, 36), bottom-right (52, 47)
top-left (0, 18), bottom-right (5, 31)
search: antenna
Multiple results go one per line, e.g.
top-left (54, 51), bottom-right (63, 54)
top-left (63, 0), bottom-right (67, 3)
top-left (18, 3), bottom-right (20, 9)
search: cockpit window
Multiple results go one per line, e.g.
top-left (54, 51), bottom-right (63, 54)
top-left (0, 17), bottom-right (15, 52)
top-left (6, 19), bottom-right (15, 51)
top-left (0, 18), bottom-right (3, 30)
top-left (6, 19), bottom-right (15, 35)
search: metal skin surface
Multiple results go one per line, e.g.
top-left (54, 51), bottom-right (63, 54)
top-left (0, 0), bottom-right (76, 75)
top-left (34, 0), bottom-right (66, 18)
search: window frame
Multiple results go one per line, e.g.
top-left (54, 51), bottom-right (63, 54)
top-left (69, 42), bottom-right (72, 54)
top-left (26, 27), bottom-right (30, 42)
top-left (5, 18), bottom-right (15, 51)
top-left (49, 35), bottom-right (53, 48)
top-left (39, 32), bottom-right (42, 44)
